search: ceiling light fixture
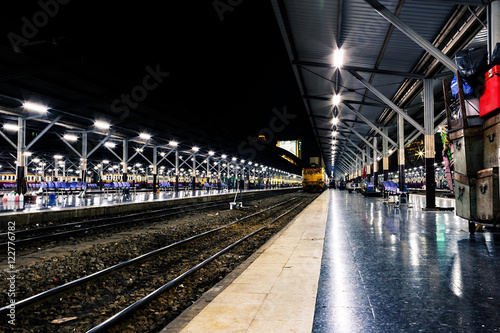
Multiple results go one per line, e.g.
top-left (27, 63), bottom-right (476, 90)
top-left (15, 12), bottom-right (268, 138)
top-left (333, 48), bottom-right (344, 68)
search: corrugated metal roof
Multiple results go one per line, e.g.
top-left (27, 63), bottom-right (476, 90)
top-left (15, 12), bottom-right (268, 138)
top-left (272, 0), bottom-right (488, 175)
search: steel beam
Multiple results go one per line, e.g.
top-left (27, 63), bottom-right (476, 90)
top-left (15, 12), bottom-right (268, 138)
top-left (423, 0), bottom-right (490, 4)
top-left (292, 60), bottom-right (425, 79)
top-left (343, 102), bottom-right (398, 146)
top-left (349, 70), bottom-right (425, 133)
top-left (87, 130), bottom-right (116, 158)
top-left (0, 130), bottom-right (17, 149)
top-left (56, 133), bottom-right (82, 158)
top-left (363, 0), bottom-right (458, 72)
top-left (339, 123), bottom-right (383, 156)
top-left (25, 115), bottom-right (63, 151)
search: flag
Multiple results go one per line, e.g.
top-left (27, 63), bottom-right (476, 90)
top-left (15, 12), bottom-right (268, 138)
top-left (362, 166), bottom-right (366, 179)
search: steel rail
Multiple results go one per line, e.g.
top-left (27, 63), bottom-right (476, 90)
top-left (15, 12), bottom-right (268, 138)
top-left (86, 201), bottom-right (304, 333)
top-left (0, 197), bottom-right (298, 315)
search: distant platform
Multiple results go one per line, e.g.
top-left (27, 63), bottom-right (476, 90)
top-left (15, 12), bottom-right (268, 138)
top-left (0, 187), bottom-right (300, 226)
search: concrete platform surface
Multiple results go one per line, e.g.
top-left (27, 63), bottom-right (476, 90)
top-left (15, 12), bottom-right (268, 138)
top-left (163, 190), bottom-right (330, 332)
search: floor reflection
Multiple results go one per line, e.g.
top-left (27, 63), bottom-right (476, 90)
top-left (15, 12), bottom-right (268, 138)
top-left (313, 190), bottom-right (500, 333)
top-left (0, 188), bottom-right (243, 214)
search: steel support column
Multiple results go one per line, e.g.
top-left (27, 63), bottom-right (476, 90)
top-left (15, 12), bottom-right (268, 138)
top-left (122, 139), bottom-right (128, 182)
top-left (175, 149), bottom-right (179, 193)
top-left (366, 146), bottom-right (371, 181)
top-left (424, 79), bottom-right (436, 209)
top-left (398, 113), bottom-right (405, 192)
top-left (192, 154), bottom-right (196, 194)
top-left (153, 146), bottom-right (158, 193)
top-left (16, 117), bottom-right (26, 194)
top-left (383, 127), bottom-right (389, 181)
top-left (81, 132), bottom-right (88, 182)
top-left (373, 137), bottom-right (379, 186)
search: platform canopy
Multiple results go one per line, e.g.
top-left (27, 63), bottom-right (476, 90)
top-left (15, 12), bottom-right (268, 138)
top-left (0, 1), bottom-right (490, 177)
top-left (271, 0), bottom-right (488, 177)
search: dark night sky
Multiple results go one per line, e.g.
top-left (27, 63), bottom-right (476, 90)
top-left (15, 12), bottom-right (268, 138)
top-left (0, 1), bottom-right (321, 171)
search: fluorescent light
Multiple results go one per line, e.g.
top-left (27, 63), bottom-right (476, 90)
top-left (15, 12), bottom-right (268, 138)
top-left (64, 134), bottom-right (78, 142)
top-left (104, 142), bottom-right (116, 148)
top-left (221, 154), bottom-right (227, 159)
top-left (139, 133), bottom-right (151, 140)
top-left (94, 120), bottom-right (110, 130)
top-left (24, 151), bottom-right (33, 156)
top-left (333, 49), bottom-right (344, 68)
top-left (192, 146), bottom-right (200, 152)
top-left (332, 131), bottom-right (338, 137)
top-left (169, 141), bottom-right (178, 147)
top-left (332, 94), bottom-right (341, 106)
top-left (3, 123), bottom-right (19, 131)
top-left (208, 151), bottom-right (215, 156)
top-left (23, 102), bottom-right (48, 113)
top-left (332, 117), bottom-right (339, 125)
top-left (54, 155), bottom-right (63, 159)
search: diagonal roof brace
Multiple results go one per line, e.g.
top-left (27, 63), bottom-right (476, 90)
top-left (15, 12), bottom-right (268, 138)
top-left (339, 133), bottom-right (374, 163)
top-left (337, 144), bottom-right (357, 165)
top-left (55, 132), bottom-right (82, 158)
top-left (25, 115), bottom-right (63, 151)
top-left (87, 130), bottom-right (117, 159)
top-left (363, 0), bottom-right (458, 73)
top-left (349, 70), bottom-right (425, 134)
top-left (339, 123), bottom-right (383, 156)
top-left (343, 102), bottom-right (398, 147)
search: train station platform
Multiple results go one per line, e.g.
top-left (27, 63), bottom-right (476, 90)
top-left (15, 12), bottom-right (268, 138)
top-left (164, 189), bottom-right (500, 333)
top-left (0, 187), bottom-right (298, 226)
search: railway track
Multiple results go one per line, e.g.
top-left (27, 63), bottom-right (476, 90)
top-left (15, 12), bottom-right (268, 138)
top-left (0, 190), bottom-right (294, 250)
top-left (0, 193), bottom-right (315, 332)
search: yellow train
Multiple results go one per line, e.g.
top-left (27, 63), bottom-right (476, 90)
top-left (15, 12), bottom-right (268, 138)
top-left (302, 166), bottom-right (328, 192)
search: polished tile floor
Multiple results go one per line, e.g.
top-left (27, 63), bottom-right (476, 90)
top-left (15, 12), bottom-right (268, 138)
top-left (313, 190), bottom-right (500, 333)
